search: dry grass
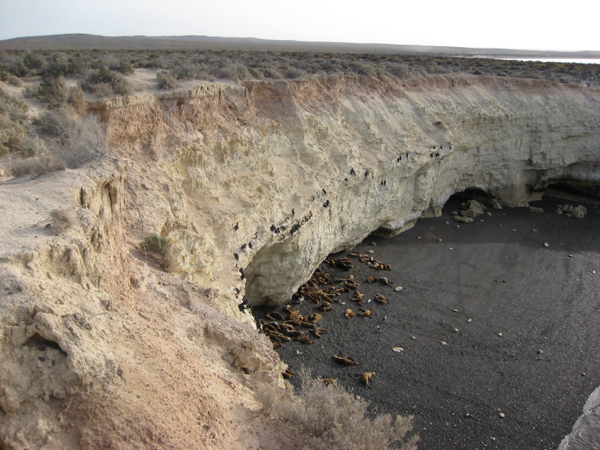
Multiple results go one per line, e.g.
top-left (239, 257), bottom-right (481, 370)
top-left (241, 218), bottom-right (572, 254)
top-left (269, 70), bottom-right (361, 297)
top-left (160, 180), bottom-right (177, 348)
top-left (50, 208), bottom-right (74, 234)
top-left (257, 369), bottom-right (419, 450)
top-left (1, 105), bottom-right (106, 177)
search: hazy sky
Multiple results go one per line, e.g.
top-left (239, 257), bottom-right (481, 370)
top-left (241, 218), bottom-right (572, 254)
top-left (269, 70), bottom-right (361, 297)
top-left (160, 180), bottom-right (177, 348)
top-left (1, 0), bottom-right (598, 51)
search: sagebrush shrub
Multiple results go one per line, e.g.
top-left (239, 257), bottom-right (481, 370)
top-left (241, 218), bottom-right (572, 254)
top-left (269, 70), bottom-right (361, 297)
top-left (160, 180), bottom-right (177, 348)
top-left (81, 66), bottom-right (132, 96)
top-left (37, 75), bottom-right (69, 107)
top-left (156, 70), bottom-right (178, 89)
top-left (0, 88), bottom-right (28, 155)
top-left (141, 234), bottom-right (170, 257)
top-left (257, 369), bottom-right (419, 450)
top-left (35, 108), bottom-right (107, 168)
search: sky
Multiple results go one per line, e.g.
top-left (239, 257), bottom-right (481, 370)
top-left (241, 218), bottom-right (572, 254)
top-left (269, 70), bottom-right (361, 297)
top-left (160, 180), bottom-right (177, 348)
top-left (1, 0), bottom-right (599, 52)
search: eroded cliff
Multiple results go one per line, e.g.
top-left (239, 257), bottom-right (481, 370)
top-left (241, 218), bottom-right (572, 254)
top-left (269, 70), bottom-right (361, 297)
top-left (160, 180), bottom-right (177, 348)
top-left (104, 75), bottom-right (600, 307)
top-left (1, 74), bottom-right (599, 448)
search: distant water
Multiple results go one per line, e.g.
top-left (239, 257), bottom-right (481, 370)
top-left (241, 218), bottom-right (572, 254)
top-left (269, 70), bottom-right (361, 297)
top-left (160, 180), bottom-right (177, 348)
top-left (494, 57), bottom-right (600, 65)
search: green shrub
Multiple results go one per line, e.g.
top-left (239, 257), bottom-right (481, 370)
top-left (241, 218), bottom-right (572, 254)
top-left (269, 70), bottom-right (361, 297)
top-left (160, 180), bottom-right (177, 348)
top-left (114, 59), bottom-right (134, 75)
top-left (81, 66), bottom-right (132, 96)
top-left (9, 59), bottom-right (29, 78)
top-left (23, 52), bottom-right (44, 71)
top-left (0, 69), bottom-right (23, 86)
top-left (0, 88), bottom-right (28, 155)
top-left (141, 234), bottom-right (170, 257)
top-left (67, 86), bottom-right (87, 114)
top-left (37, 75), bottom-right (69, 107)
top-left (20, 130), bottom-right (47, 157)
top-left (156, 70), bottom-right (178, 90)
top-left (42, 53), bottom-right (71, 78)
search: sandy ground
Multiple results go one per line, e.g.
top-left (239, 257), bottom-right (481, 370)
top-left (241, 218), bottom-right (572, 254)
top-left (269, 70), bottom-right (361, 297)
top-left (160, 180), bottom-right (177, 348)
top-left (256, 193), bottom-right (600, 450)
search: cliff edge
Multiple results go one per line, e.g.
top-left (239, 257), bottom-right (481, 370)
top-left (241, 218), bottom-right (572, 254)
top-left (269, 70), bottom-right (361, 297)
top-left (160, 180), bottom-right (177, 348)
top-left (1, 74), bottom-right (599, 448)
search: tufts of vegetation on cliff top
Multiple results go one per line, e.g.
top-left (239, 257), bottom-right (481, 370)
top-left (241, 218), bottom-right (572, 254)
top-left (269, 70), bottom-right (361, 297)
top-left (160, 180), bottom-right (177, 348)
top-left (1, 49), bottom-right (599, 87)
top-left (1, 48), bottom-right (597, 177)
top-left (0, 87), bottom-right (106, 177)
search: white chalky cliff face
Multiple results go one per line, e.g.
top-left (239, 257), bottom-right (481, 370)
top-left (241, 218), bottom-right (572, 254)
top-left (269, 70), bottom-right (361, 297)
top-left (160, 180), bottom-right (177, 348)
top-left (99, 76), bottom-right (600, 307)
top-left (1, 74), bottom-right (599, 448)
top-left (236, 76), bottom-right (600, 306)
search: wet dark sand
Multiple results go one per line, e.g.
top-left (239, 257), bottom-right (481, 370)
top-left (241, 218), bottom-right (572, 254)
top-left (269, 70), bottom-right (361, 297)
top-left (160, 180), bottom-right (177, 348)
top-left (256, 194), bottom-right (600, 450)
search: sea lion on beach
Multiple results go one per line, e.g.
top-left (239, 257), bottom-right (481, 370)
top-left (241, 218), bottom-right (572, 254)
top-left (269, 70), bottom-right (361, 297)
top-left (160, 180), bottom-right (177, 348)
top-left (360, 372), bottom-right (376, 388)
top-left (325, 286), bottom-right (344, 296)
top-left (352, 291), bottom-right (364, 305)
top-left (266, 312), bottom-right (285, 321)
top-left (345, 309), bottom-right (356, 319)
top-left (309, 313), bottom-right (322, 324)
top-left (279, 323), bottom-right (295, 333)
top-left (333, 355), bottom-right (358, 365)
top-left (296, 334), bottom-right (315, 344)
top-left (335, 257), bottom-right (354, 270)
top-left (317, 301), bottom-right (333, 312)
top-left (285, 330), bottom-right (304, 338)
top-left (266, 332), bottom-right (281, 343)
top-left (285, 319), bottom-right (302, 326)
top-left (379, 277), bottom-right (392, 286)
top-left (375, 294), bottom-right (387, 305)
top-left (311, 326), bottom-right (327, 338)
top-left (343, 280), bottom-right (359, 289)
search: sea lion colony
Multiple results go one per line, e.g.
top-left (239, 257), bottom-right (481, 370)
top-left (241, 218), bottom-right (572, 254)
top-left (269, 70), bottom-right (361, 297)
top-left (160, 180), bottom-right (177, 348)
top-left (253, 249), bottom-right (396, 389)
top-left (251, 198), bottom-right (591, 392)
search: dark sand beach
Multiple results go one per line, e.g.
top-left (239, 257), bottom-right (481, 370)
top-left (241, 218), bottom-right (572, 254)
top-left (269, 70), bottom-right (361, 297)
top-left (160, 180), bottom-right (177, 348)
top-left (258, 194), bottom-right (600, 450)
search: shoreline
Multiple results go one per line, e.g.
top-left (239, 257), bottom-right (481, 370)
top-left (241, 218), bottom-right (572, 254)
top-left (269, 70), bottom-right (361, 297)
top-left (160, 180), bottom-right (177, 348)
top-left (260, 194), bottom-right (600, 449)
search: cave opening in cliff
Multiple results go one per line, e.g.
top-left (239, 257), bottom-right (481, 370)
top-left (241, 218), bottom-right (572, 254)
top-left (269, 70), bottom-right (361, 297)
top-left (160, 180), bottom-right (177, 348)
top-left (252, 191), bottom-right (600, 450)
top-left (453, 186), bottom-right (493, 203)
top-left (544, 180), bottom-right (600, 204)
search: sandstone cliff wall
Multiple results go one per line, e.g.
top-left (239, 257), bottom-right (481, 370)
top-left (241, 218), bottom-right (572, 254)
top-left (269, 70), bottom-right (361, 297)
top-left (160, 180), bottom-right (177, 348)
top-left (1, 74), bottom-right (599, 448)
top-left (101, 75), bottom-right (600, 306)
